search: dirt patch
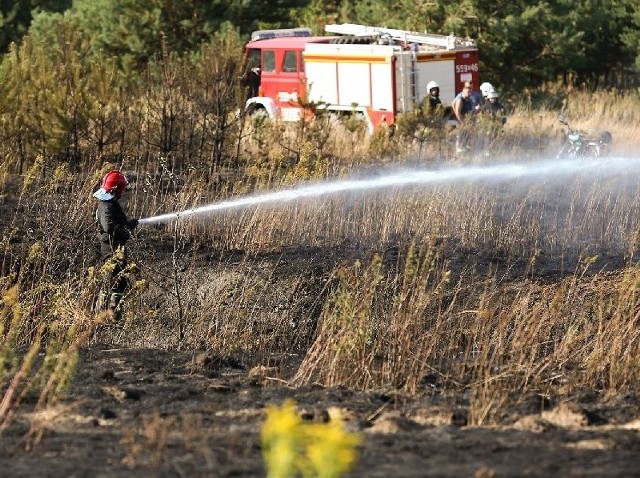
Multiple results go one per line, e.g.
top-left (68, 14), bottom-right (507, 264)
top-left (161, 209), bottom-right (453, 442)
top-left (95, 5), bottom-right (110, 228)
top-left (1, 344), bottom-right (639, 477)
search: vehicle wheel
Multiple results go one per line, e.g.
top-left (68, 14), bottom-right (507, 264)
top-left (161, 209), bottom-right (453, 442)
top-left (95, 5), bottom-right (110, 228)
top-left (248, 106), bottom-right (268, 119)
top-left (246, 106), bottom-right (270, 130)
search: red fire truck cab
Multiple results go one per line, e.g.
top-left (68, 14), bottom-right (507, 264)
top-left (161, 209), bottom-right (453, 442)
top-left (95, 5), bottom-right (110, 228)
top-left (244, 24), bottom-right (480, 132)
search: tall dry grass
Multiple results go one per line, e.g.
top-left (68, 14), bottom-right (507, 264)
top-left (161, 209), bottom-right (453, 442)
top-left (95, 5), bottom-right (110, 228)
top-left (506, 88), bottom-right (640, 155)
top-left (2, 88), bottom-right (640, 434)
top-left (286, 244), bottom-right (640, 424)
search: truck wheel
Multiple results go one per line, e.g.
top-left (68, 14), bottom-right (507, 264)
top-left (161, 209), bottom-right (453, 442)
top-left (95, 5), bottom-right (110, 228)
top-left (247, 106), bottom-right (268, 118)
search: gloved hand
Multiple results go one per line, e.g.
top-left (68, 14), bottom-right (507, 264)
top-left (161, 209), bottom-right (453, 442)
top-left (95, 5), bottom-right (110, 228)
top-left (128, 219), bottom-right (139, 230)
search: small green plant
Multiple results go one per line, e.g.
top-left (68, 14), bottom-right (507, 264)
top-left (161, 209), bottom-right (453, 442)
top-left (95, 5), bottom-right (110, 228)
top-left (261, 400), bottom-right (361, 478)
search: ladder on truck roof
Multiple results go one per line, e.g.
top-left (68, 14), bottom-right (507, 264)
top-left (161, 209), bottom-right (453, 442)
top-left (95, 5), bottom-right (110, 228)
top-left (324, 23), bottom-right (475, 50)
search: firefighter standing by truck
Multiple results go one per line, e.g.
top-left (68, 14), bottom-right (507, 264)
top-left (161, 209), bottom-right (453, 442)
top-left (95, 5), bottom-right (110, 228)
top-left (93, 170), bottom-right (139, 315)
top-left (422, 81), bottom-right (442, 113)
top-left (419, 80), bottom-right (449, 131)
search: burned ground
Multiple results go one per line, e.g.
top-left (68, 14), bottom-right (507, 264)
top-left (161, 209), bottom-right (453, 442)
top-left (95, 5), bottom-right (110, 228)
top-left (1, 331), bottom-right (640, 477)
top-left (2, 240), bottom-right (640, 477)
top-left (2, 160), bottom-right (640, 477)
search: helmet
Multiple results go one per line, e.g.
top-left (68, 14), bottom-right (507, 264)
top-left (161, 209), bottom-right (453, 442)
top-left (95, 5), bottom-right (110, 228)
top-left (487, 89), bottom-right (499, 99)
top-left (101, 170), bottom-right (129, 197)
top-left (426, 80), bottom-right (439, 93)
top-left (480, 82), bottom-right (494, 95)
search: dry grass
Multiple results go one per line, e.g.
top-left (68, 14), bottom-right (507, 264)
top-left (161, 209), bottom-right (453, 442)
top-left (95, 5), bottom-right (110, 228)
top-left (2, 88), bottom-right (640, 432)
top-left (506, 89), bottom-right (640, 155)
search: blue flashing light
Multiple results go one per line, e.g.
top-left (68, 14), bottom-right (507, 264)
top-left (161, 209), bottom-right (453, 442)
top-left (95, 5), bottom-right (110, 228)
top-left (251, 28), bottom-right (312, 42)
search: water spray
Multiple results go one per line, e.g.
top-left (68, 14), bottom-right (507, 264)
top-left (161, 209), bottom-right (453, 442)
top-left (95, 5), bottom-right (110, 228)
top-left (137, 157), bottom-right (639, 225)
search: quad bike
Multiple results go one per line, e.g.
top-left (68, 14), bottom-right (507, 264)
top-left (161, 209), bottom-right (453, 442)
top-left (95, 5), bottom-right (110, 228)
top-left (556, 114), bottom-right (612, 158)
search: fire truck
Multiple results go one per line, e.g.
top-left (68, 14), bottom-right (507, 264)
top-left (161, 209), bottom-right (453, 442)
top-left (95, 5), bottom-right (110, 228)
top-left (243, 23), bottom-right (480, 132)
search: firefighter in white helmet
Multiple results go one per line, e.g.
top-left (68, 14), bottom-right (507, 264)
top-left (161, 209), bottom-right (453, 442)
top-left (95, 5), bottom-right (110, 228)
top-left (93, 169), bottom-right (139, 315)
top-left (480, 82), bottom-right (494, 100)
top-left (480, 89), bottom-right (506, 125)
top-left (477, 89), bottom-right (507, 154)
top-left (423, 80), bottom-right (442, 112)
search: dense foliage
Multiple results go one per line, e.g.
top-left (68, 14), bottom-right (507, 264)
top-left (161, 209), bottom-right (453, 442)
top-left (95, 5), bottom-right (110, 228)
top-left (0, 0), bottom-right (70, 52)
top-left (1, 1), bottom-right (638, 88)
top-left (299, 0), bottom-right (640, 89)
top-left (0, 0), bottom-right (638, 175)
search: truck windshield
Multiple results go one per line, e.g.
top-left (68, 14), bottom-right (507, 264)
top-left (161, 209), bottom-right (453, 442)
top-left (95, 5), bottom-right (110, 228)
top-left (246, 49), bottom-right (261, 69)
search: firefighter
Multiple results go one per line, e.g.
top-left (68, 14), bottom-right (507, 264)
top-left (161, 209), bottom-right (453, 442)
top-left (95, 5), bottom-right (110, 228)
top-left (477, 89), bottom-right (507, 153)
top-left (423, 80), bottom-right (442, 112)
top-left (93, 170), bottom-right (139, 314)
top-left (480, 82), bottom-right (494, 103)
top-left (481, 89), bottom-right (507, 125)
top-left (244, 66), bottom-right (261, 98)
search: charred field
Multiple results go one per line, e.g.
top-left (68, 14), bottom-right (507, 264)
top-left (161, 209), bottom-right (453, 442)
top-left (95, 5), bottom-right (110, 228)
top-left (3, 150), bottom-right (640, 477)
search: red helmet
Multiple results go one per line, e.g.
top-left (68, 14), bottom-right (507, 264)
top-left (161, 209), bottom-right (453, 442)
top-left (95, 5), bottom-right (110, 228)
top-left (101, 170), bottom-right (129, 197)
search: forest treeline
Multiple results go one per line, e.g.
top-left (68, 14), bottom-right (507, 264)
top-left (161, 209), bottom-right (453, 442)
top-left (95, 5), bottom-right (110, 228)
top-left (3, 1), bottom-right (639, 88)
top-left (0, 0), bottom-right (638, 176)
